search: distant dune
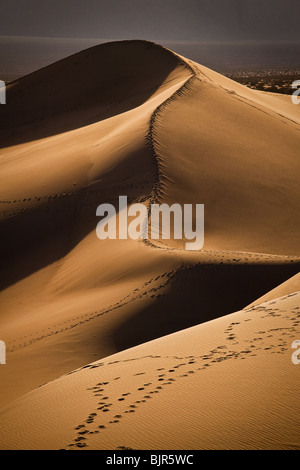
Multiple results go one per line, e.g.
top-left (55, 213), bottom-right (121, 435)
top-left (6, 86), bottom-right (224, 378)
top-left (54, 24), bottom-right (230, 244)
top-left (0, 40), bottom-right (299, 450)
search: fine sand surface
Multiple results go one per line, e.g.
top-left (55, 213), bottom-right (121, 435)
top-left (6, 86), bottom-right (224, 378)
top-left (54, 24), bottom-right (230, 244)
top-left (0, 40), bottom-right (299, 450)
top-left (0, 292), bottom-right (299, 450)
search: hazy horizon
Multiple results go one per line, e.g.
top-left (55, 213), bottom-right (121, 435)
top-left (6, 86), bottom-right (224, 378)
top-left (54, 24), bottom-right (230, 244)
top-left (1, 35), bottom-right (299, 82)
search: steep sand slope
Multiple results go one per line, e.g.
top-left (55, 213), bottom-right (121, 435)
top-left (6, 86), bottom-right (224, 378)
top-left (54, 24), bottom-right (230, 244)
top-left (0, 40), bottom-right (299, 424)
top-left (149, 59), bottom-right (300, 254)
top-left (0, 292), bottom-right (299, 450)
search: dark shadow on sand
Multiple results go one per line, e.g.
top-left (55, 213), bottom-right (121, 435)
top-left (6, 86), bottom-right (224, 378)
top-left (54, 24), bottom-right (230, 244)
top-left (113, 262), bottom-right (300, 351)
top-left (0, 40), bottom-right (184, 148)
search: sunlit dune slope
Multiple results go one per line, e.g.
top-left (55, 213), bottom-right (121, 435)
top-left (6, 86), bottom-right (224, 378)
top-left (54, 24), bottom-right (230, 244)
top-left (148, 58), bottom-right (300, 254)
top-left (0, 292), bottom-right (299, 450)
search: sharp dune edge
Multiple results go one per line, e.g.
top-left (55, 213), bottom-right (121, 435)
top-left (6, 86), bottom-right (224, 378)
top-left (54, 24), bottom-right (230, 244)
top-left (0, 40), bottom-right (299, 450)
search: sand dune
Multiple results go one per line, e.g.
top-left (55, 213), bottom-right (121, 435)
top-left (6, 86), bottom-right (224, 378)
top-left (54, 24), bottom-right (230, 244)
top-left (0, 292), bottom-right (299, 450)
top-left (148, 58), bottom-right (300, 254)
top-left (0, 40), bottom-right (299, 449)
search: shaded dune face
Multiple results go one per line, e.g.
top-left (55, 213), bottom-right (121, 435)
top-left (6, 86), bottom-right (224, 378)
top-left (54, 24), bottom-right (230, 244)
top-left (0, 40), bottom-right (189, 147)
top-left (0, 40), bottom-right (299, 449)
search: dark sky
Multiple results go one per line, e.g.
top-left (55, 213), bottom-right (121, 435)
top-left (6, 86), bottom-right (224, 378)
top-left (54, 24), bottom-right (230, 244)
top-left (1, 0), bottom-right (299, 42)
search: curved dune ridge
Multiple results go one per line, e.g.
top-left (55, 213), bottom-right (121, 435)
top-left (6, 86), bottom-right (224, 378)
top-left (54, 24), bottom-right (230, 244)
top-left (0, 40), bottom-right (299, 450)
